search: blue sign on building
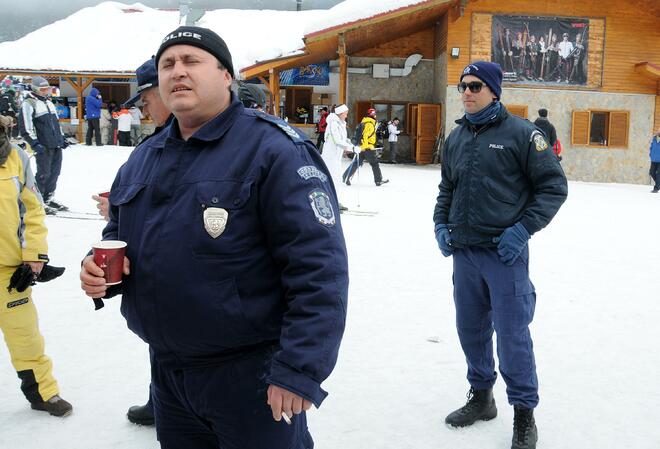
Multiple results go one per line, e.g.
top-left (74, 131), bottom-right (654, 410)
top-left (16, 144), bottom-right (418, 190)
top-left (279, 62), bottom-right (330, 86)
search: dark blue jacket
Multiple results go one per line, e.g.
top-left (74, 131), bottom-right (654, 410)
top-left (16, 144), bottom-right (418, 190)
top-left (434, 105), bottom-right (568, 247)
top-left (85, 88), bottom-right (102, 119)
top-left (650, 134), bottom-right (660, 162)
top-left (103, 98), bottom-right (348, 407)
top-left (18, 93), bottom-right (66, 149)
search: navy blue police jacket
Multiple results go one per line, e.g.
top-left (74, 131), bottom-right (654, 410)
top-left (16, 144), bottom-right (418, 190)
top-left (102, 97), bottom-right (348, 407)
top-left (433, 104), bottom-right (568, 247)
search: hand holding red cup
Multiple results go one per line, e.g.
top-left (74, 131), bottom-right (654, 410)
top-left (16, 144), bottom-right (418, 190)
top-left (92, 240), bottom-right (127, 285)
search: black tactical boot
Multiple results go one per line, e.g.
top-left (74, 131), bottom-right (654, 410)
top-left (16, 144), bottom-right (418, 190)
top-left (445, 387), bottom-right (497, 427)
top-left (511, 405), bottom-right (537, 449)
top-left (31, 395), bottom-right (73, 417)
top-left (127, 403), bottom-right (155, 426)
top-left (47, 198), bottom-right (69, 211)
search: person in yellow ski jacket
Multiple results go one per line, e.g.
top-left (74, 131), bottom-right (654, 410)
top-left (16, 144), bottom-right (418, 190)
top-left (0, 115), bottom-right (72, 417)
top-left (343, 108), bottom-right (388, 186)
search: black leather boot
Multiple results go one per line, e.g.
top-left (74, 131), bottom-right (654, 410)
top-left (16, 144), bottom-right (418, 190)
top-left (127, 402), bottom-right (155, 426)
top-left (445, 387), bottom-right (497, 427)
top-left (31, 395), bottom-right (73, 417)
top-left (511, 405), bottom-right (538, 449)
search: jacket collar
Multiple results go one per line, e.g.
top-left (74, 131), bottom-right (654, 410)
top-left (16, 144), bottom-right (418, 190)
top-left (455, 103), bottom-right (510, 128)
top-left (162, 93), bottom-right (244, 145)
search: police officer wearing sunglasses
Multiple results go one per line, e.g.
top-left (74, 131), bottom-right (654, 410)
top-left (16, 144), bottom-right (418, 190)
top-left (433, 61), bottom-right (567, 449)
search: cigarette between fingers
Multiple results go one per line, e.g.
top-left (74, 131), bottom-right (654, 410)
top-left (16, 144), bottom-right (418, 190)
top-left (281, 412), bottom-right (292, 425)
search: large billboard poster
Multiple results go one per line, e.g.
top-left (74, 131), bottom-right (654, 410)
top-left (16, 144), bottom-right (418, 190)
top-left (491, 15), bottom-right (589, 85)
top-left (279, 63), bottom-right (330, 86)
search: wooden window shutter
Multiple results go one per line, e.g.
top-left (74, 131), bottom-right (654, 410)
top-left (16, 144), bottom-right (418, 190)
top-left (571, 111), bottom-right (590, 146)
top-left (608, 111), bottom-right (629, 148)
top-left (505, 104), bottom-right (528, 119)
top-left (355, 101), bottom-right (372, 126)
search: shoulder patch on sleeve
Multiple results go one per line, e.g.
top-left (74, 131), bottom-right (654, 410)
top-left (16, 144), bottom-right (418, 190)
top-left (308, 189), bottom-right (335, 226)
top-left (530, 130), bottom-right (549, 152)
top-left (297, 165), bottom-right (328, 183)
top-left (253, 110), bottom-right (306, 144)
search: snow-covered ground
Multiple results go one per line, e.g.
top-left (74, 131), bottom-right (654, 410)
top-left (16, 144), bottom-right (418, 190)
top-left (1, 145), bottom-right (659, 449)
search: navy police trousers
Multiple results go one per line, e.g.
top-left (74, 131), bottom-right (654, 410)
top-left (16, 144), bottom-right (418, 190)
top-left (452, 246), bottom-right (539, 409)
top-left (34, 146), bottom-right (62, 201)
top-left (151, 346), bottom-right (314, 449)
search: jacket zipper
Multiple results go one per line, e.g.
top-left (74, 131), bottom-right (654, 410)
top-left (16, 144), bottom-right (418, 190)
top-left (464, 123), bottom-right (492, 245)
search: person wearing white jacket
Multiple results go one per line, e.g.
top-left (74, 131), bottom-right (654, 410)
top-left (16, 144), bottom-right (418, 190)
top-left (387, 117), bottom-right (401, 163)
top-left (321, 104), bottom-right (355, 210)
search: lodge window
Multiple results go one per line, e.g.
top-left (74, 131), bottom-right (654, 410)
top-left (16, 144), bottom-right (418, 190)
top-left (372, 102), bottom-right (407, 133)
top-left (572, 110), bottom-right (629, 148)
top-left (504, 104), bottom-right (528, 119)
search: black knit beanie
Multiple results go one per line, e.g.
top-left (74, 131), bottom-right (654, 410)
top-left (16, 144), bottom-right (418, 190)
top-left (155, 26), bottom-right (235, 78)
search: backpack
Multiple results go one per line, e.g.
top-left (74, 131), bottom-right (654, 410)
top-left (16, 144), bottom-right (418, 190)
top-left (351, 122), bottom-right (365, 145)
top-left (377, 120), bottom-right (390, 139)
top-left (552, 138), bottom-right (562, 156)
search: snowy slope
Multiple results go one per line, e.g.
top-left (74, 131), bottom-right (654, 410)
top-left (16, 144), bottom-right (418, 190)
top-left (0, 0), bottom-right (433, 74)
top-left (0, 145), bottom-right (658, 449)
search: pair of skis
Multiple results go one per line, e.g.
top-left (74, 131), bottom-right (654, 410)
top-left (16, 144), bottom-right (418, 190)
top-left (342, 208), bottom-right (377, 217)
top-left (47, 210), bottom-right (105, 221)
top-left (342, 152), bottom-right (379, 217)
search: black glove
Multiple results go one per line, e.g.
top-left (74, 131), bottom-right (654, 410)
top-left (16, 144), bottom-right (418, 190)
top-left (7, 265), bottom-right (36, 293)
top-left (7, 264), bottom-right (66, 293)
top-left (37, 264), bottom-right (65, 282)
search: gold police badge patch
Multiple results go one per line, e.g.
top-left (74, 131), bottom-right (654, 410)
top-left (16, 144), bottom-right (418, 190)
top-left (533, 132), bottom-right (548, 152)
top-left (203, 207), bottom-right (228, 238)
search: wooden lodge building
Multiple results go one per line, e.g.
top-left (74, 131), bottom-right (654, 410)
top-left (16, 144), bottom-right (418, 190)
top-left (0, 0), bottom-right (657, 185)
top-left (242, 0), bottom-right (660, 185)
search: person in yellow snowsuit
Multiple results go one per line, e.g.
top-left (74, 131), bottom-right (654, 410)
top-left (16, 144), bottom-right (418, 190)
top-left (0, 115), bottom-right (72, 417)
top-left (342, 108), bottom-right (389, 186)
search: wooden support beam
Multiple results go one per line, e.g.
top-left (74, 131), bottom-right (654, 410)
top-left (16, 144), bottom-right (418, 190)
top-left (269, 68), bottom-right (280, 117)
top-left (65, 76), bottom-right (84, 142)
top-left (338, 34), bottom-right (347, 106)
top-left (76, 77), bottom-right (97, 142)
top-left (81, 77), bottom-right (95, 92)
top-left (258, 76), bottom-right (270, 91)
top-left (64, 76), bottom-right (80, 91)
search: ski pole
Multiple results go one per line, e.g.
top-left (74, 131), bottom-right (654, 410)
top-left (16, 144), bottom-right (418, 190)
top-left (356, 151), bottom-right (361, 208)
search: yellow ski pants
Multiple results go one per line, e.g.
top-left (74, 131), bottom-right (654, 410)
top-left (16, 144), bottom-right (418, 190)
top-left (0, 268), bottom-right (59, 404)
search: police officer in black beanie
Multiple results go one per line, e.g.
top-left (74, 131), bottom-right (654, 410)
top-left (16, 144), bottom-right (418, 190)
top-left (434, 61), bottom-right (567, 449)
top-left (81, 25), bottom-right (348, 449)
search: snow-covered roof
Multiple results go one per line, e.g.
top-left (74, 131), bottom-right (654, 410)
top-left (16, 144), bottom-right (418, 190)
top-left (0, 0), bottom-right (430, 75)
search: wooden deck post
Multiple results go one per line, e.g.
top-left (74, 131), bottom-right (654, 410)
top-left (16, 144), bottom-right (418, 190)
top-left (269, 68), bottom-right (280, 117)
top-left (65, 76), bottom-right (97, 142)
top-left (338, 34), bottom-right (347, 106)
top-left (65, 76), bottom-right (83, 142)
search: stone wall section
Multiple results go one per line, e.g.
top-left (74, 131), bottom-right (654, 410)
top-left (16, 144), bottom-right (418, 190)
top-left (444, 87), bottom-right (655, 184)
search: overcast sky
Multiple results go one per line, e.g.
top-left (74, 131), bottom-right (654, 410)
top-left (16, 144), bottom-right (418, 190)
top-left (0, 0), bottom-right (343, 42)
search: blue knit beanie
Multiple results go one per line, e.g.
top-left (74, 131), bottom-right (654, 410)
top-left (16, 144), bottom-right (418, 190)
top-left (460, 61), bottom-right (503, 100)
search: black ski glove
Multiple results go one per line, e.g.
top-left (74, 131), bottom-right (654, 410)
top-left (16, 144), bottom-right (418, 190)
top-left (37, 264), bottom-right (66, 283)
top-left (7, 264), bottom-right (36, 293)
top-left (7, 264), bottom-right (66, 293)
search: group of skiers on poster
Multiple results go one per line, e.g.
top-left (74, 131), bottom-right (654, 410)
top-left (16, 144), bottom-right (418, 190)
top-left (494, 27), bottom-right (587, 83)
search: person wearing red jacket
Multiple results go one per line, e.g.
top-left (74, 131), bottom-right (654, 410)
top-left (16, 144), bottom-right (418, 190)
top-left (315, 107), bottom-right (328, 152)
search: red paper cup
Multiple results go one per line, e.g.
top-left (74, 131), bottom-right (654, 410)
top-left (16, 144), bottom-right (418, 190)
top-left (98, 191), bottom-right (110, 198)
top-left (92, 240), bottom-right (127, 285)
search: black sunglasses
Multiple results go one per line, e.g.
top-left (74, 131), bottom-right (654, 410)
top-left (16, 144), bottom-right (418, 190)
top-left (457, 81), bottom-right (485, 93)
